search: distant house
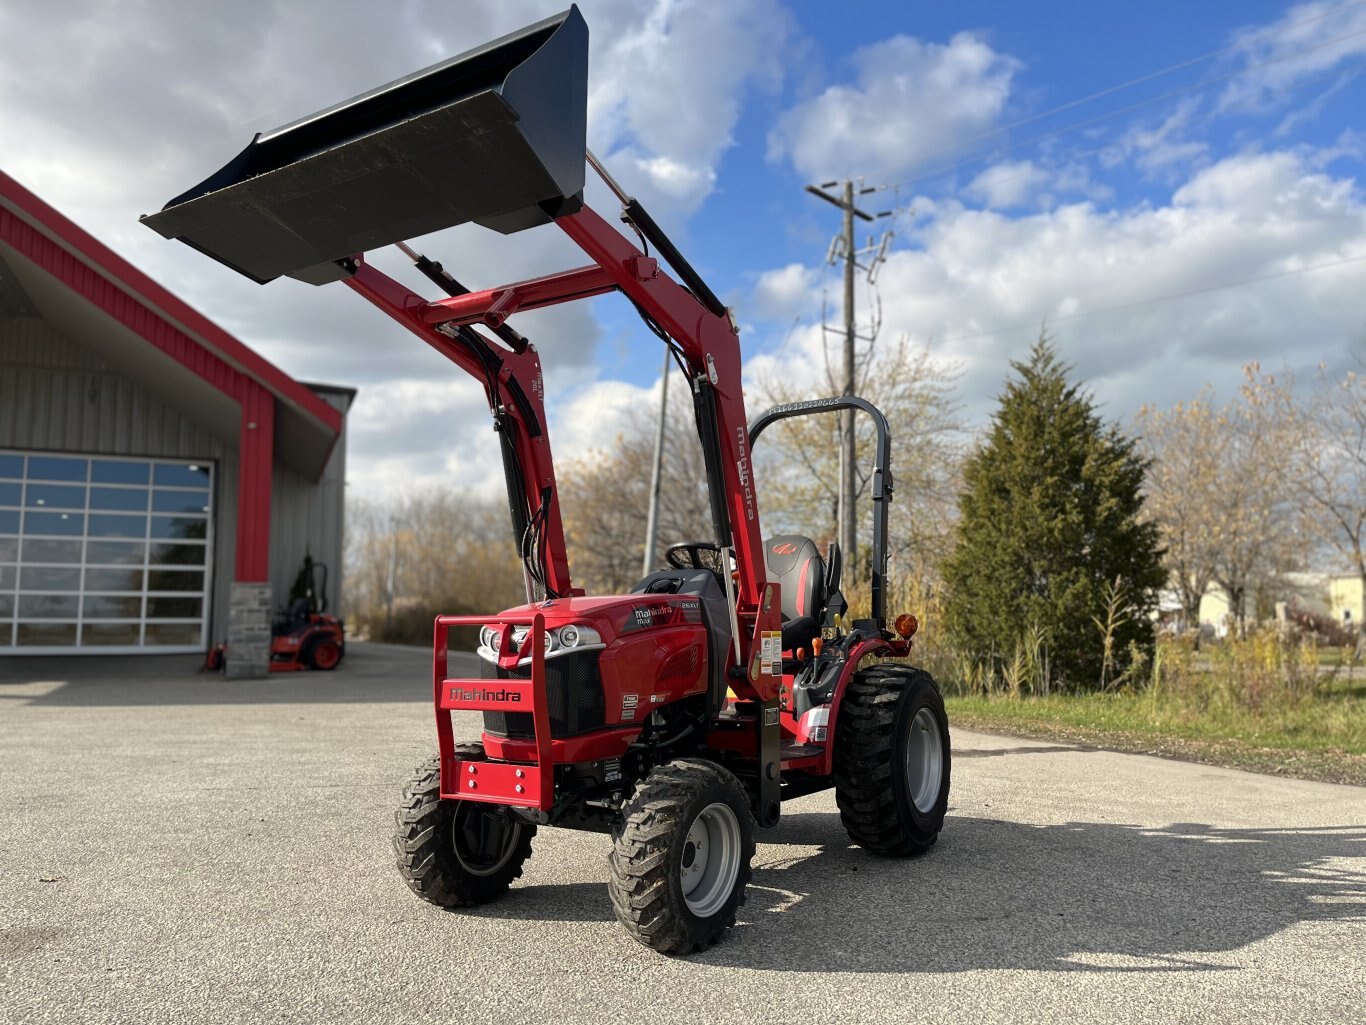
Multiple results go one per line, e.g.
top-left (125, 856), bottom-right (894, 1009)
top-left (1329, 574), bottom-right (1365, 631)
top-left (1160, 573), bottom-right (1339, 638)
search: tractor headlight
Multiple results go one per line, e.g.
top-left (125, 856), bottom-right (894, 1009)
top-left (554, 624), bottom-right (601, 648)
top-left (479, 625), bottom-right (499, 652)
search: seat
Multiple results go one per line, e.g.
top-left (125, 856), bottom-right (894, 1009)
top-left (272, 597), bottom-right (311, 636)
top-left (763, 534), bottom-right (827, 651)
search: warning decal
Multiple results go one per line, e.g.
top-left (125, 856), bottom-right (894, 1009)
top-left (760, 630), bottom-right (782, 676)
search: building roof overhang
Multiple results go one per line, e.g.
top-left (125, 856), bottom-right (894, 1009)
top-left (0, 170), bottom-right (345, 481)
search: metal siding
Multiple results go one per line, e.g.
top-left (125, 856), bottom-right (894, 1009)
top-left (2, 315), bottom-right (232, 641)
top-left (270, 395), bottom-right (348, 619)
top-left (3, 334), bottom-right (349, 648)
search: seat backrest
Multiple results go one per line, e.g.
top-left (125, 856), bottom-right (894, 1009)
top-left (763, 534), bottom-right (826, 623)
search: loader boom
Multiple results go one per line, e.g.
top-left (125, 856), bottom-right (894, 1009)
top-left (327, 196), bottom-right (771, 692)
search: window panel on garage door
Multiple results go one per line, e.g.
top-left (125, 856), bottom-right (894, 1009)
top-left (0, 451), bottom-right (213, 652)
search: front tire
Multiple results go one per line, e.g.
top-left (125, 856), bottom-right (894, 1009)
top-left (834, 664), bottom-right (951, 856)
top-left (393, 749), bottom-right (535, 907)
top-left (607, 758), bottom-right (755, 955)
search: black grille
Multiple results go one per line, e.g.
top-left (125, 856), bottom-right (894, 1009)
top-left (481, 650), bottom-right (605, 739)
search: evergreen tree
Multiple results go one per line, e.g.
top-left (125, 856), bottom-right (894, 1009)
top-left (942, 337), bottom-right (1165, 690)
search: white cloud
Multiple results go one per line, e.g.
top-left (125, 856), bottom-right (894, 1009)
top-left (555, 378), bottom-right (661, 458)
top-left (745, 150), bottom-right (1366, 429)
top-left (347, 378), bottom-right (500, 499)
top-left (750, 263), bottom-right (827, 321)
top-left (966, 160), bottom-right (1051, 208)
top-left (1220, 0), bottom-right (1366, 112)
top-left (585, 0), bottom-right (795, 217)
top-left (0, 0), bottom-right (795, 496)
top-left (1109, 98), bottom-right (1211, 178)
top-left (768, 31), bottom-right (1020, 182)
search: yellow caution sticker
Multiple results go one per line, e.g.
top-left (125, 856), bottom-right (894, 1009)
top-left (761, 630), bottom-right (782, 676)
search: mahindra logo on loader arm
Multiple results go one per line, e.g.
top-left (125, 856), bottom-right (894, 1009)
top-left (448, 686), bottom-right (522, 704)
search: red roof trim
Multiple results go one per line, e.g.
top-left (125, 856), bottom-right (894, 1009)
top-left (0, 170), bottom-right (342, 434)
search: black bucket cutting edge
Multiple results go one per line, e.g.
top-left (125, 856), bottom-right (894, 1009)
top-left (141, 5), bottom-right (588, 285)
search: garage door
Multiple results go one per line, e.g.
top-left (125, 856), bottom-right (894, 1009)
top-left (0, 450), bottom-right (214, 653)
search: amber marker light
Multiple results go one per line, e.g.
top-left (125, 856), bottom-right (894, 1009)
top-left (894, 614), bottom-right (919, 639)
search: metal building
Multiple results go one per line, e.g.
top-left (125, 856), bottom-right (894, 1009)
top-left (0, 171), bottom-right (352, 677)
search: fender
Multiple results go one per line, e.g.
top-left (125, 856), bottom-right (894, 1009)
top-left (821, 636), bottom-right (903, 777)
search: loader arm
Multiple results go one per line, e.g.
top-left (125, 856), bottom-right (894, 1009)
top-left (140, 2), bottom-right (779, 700)
top-left (341, 257), bottom-right (578, 599)
top-left (335, 201), bottom-right (771, 659)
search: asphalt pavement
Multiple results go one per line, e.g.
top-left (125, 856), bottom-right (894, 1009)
top-left (2, 642), bottom-right (1363, 1024)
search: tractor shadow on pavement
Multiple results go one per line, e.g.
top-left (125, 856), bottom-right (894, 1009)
top-left (444, 804), bottom-right (1366, 974)
top-left (695, 809), bottom-right (1366, 973)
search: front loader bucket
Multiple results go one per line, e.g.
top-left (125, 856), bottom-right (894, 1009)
top-left (141, 6), bottom-right (588, 285)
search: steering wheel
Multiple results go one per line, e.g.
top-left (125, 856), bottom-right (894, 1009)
top-left (664, 541), bottom-right (724, 571)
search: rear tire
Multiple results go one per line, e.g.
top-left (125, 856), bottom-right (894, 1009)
top-left (607, 758), bottom-right (755, 955)
top-left (834, 664), bottom-right (951, 856)
top-left (393, 748), bottom-right (535, 907)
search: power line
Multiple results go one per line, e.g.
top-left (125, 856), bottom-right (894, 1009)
top-left (869, 17), bottom-right (1366, 190)
top-left (865, 0), bottom-right (1366, 184)
top-left (936, 252), bottom-right (1366, 346)
top-left (936, 56), bottom-right (1366, 202)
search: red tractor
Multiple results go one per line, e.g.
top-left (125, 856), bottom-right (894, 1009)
top-left (145, 5), bottom-right (950, 954)
top-left (205, 560), bottom-right (345, 673)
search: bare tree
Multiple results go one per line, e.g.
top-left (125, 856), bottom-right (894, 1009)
top-left (1135, 392), bottom-right (1224, 632)
top-left (751, 335), bottom-right (963, 580)
top-left (558, 382), bottom-right (713, 594)
top-left (1295, 346), bottom-right (1366, 653)
top-left (344, 485), bottom-right (525, 640)
top-left (1136, 365), bottom-right (1302, 636)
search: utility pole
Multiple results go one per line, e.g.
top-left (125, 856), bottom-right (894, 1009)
top-left (384, 513), bottom-right (399, 635)
top-left (805, 179), bottom-right (892, 576)
top-left (641, 348), bottom-right (671, 577)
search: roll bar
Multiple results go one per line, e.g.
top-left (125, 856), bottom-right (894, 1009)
top-left (748, 396), bottom-right (894, 628)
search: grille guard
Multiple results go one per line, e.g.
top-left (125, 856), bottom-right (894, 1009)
top-left (434, 612), bottom-right (553, 810)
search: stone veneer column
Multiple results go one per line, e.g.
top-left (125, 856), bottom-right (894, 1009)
top-left (226, 582), bottom-right (272, 679)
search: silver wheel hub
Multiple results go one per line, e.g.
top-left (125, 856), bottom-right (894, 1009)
top-left (680, 802), bottom-right (741, 918)
top-left (905, 707), bottom-right (945, 814)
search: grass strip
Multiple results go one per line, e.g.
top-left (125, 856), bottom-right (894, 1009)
top-left (945, 694), bottom-right (1366, 787)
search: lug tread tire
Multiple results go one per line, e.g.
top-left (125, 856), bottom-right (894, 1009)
top-left (834, 665), bottom-right (951, 857)
top-left (393, 746), bottom-right (535, 908)
top-left (607, 758), bottom-right (755, 955)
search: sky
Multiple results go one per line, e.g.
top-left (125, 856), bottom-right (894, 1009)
top-left (2, 0), bottom-right (1365, 500)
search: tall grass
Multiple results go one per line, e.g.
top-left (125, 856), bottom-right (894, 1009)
top-left (879, 570), bottom-right (1360, 719)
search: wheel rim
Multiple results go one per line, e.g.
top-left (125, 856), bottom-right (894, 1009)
top-left (905, 707), bottom-right (944, 814)
top-left (451, 805), bottom-right (521, 877)
top-left (313, 641), bottom-right (340, 668)
top-left (680, 801), bottom-right (741, 918)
